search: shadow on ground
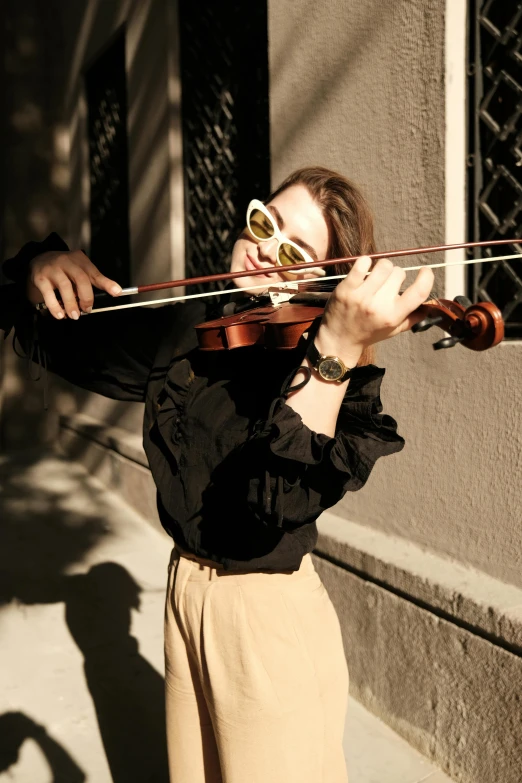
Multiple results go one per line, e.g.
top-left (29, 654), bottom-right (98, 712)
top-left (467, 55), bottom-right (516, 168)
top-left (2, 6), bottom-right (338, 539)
top-left (0, 450), bottom-right (168, 782)
top-left (0, 711), bottom-right (86, 782)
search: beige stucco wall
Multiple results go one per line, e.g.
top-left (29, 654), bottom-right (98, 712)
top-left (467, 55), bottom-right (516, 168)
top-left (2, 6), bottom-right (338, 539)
top-left (1, 0), bottom-right (183, 449)
top-left (269, 0), bottom-right (522, 588)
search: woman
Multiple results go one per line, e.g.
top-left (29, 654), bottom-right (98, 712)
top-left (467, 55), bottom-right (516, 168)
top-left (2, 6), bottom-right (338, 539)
top-left (1, 166), bottom-right (433, 783)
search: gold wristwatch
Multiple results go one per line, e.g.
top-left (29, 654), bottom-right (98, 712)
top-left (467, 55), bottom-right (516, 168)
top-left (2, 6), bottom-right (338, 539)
top-left (306, 341), bottom-right (354, 383)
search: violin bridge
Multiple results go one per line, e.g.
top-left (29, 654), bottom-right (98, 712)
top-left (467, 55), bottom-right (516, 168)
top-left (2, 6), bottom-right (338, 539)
top-left (268, 284), bottom-right (299, 306)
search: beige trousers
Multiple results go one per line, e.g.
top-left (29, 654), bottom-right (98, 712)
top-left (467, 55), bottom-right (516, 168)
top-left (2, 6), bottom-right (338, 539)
top-left (164, 546), bottom-right (349, 783)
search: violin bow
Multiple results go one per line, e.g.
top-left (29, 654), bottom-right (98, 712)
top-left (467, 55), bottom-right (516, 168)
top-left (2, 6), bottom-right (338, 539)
top-left (86, 238), bottom-right (522, 315)
top-left (34, 238), bottom-right (522, 315)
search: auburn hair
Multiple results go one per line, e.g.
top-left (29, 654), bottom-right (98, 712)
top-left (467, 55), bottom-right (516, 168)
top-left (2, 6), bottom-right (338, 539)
top-left (268, 166), bottom-right (376, 366)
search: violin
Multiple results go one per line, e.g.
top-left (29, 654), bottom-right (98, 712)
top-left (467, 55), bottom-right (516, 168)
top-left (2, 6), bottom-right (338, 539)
top-left (39, 237), bottom-right (518, 352)
top-left (194, 293), bottom-right (504, 353)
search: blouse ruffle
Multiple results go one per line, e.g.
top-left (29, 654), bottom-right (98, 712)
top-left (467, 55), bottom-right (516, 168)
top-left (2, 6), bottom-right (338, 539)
top-left (243, 364), bottom-right (404, 529)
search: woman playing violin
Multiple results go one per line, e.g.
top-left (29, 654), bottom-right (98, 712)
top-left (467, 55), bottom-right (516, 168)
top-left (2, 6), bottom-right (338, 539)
top-left (1, 166), bottom-right (433, 783)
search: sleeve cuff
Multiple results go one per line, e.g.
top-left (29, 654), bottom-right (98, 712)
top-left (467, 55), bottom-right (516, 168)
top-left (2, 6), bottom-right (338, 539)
top-left (343, 363), bottom-right (385, 402)
top-left (2, 232), bottom-right (70, 283)
top-left (255, 362), bottom-right (404, 483)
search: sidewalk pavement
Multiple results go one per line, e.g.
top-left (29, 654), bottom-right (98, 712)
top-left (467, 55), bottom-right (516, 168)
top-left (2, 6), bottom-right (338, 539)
top-left (0, 451), bottom-right (453, 782)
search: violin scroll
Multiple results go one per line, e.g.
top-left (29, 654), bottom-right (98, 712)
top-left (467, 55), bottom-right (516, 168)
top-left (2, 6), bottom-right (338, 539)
top-left (412, 298), bottom-right (504, 351)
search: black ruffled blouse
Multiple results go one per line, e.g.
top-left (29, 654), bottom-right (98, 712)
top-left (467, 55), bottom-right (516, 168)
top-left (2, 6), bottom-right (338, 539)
top-left (1, 234), bottom-right (405, 571)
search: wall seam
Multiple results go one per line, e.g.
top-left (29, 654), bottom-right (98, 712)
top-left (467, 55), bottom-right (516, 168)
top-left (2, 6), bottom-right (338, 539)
top-left (313, 549), bottom-right (522, 659)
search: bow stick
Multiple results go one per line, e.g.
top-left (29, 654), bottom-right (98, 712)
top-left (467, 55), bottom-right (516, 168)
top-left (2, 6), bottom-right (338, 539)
top-left (87, 252), bottom-right (518, 314)
top-left (33, 238), bottom-right (522, 315)
top-left (116, 238), bottom-right (522, 296)
top-left (86, 238), bottom-right (521, 315)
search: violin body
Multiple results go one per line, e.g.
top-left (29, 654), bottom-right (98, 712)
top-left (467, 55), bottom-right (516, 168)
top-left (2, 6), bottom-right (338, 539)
top-left (195, 303), bottom-right (324, 350)
top-left (194, 296), bottom-right (504, 352)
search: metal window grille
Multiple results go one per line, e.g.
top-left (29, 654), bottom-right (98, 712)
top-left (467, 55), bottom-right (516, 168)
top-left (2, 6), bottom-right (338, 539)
top-left (468, 0), bottom-right (522, 338)
top-left (85, 29), bottom-right (131, 287)
top-left (178, 0), bottom-right (270, 293)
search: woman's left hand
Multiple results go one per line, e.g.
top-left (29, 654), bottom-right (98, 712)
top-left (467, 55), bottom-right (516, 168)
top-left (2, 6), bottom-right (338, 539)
top-left (315, 256), bottom-right (434, 362)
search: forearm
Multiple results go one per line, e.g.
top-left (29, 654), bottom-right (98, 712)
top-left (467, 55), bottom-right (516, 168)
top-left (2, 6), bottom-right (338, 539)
top-left (285, 326), bottom-right (363, 437)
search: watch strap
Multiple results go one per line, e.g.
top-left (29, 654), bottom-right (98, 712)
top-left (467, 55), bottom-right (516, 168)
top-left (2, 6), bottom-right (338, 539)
top-left (306, 340), bottom-right (354, 382)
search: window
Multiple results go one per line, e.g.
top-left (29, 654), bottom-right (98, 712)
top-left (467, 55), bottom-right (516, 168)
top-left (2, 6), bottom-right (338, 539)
top-left (468, 0), bottom-right (522, 338)
top-left (85, 29), bottom-right (131, 287)
top-left (178, 0), bottom-right (270, 292)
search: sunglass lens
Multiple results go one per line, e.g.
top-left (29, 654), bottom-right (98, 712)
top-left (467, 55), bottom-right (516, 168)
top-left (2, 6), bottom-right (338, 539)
top-left (248, 209), bottom-right (274, 240)
top-left (279, 242), bottom-right (307, 267)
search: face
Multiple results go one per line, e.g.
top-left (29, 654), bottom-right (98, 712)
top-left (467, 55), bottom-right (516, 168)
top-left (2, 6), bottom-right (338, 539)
top-left (229, 183), bottom-right (330, 291)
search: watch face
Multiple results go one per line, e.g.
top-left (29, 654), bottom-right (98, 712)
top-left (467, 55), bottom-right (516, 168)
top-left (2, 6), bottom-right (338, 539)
top-left (318, 358), bottom-right (344, 381)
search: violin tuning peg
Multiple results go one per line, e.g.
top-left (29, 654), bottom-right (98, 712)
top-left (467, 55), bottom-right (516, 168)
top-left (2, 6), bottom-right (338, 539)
top-left (412, 315), bottom-right (444, 333)
top-left (453, 295), bottom-right (473, 308)
top-left (433, 335), bottom-right (466, 350)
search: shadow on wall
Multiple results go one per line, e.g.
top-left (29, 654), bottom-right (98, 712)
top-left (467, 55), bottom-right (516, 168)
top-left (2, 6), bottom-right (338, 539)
top-left (2, 0), bottom-right (168, 453)
top-left (2, 344), bottom-right (147, 478)
top-left (269, 0), bottom-right (388, 163)
top-left (3, 0), bottom-right (68, 254)
top-left (0, 450), bottom-right (169, 782)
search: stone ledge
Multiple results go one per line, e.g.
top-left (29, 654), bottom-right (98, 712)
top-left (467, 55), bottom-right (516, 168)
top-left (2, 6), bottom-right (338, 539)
top-left (312, 555), bottom-right (522, 783)
top-left (316, 511), bottom-right (522, 653)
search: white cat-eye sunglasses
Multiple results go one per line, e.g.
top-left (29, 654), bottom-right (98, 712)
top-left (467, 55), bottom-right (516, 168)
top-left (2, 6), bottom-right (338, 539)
top-left (246, 199), bottom-right (326, 277)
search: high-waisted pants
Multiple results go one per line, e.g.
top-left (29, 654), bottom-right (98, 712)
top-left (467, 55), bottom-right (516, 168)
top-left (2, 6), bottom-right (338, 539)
top-left (164, 546), bottom-right (349, 783)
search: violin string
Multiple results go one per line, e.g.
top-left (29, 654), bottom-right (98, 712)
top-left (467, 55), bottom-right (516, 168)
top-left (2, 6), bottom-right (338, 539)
top-left (87, 252), bottom-right (518, 315)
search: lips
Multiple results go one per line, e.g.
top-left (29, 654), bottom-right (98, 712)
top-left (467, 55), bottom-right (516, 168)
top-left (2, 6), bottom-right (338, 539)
top-left (245, 252), bottom-right (275, 273)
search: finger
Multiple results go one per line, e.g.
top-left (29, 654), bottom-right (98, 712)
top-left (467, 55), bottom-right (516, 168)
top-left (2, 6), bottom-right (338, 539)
top-left (373, 265), bottom-right (407, 302)
top-left (395, 267), bottom-right (435, 322)
top-left (342, 256), bottom-right (373, 289)
top-left (359, 257), bottom-right (395, 296)
top-left (53, 273), bottom-right (81, 320)
top-left (70, 269), bottom-right (95, 313)
top-left (88, 267), bottom-right (122, 297)
top-left (34, 278), bottom-right (66, 320)
top-left (387, 309), bottom-right (428, 337)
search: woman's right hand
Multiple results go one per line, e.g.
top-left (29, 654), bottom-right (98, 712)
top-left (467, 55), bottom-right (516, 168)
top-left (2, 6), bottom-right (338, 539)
top-left (27, 250), bottom-right (122, 320)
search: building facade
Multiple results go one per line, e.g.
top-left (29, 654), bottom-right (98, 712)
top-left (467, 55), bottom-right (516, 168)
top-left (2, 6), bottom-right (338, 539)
top-left (1, 2), bottom-right (521, 781)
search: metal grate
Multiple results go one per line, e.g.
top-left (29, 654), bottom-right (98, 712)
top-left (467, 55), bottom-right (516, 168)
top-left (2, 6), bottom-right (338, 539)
top-left (85, 29), bottom-right (131, 287)
top-left (468, 0), bottom-right (522, 337)
top-left (178, 0), bottom-right (270, 293)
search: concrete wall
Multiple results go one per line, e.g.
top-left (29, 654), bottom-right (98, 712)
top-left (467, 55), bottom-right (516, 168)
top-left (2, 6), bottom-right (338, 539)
top-left (1, 0), bottom-right (183, 450)
top-left (313, 549), bottom-right (522, 783)
top-left (269, 0), bottom-right (522, 589)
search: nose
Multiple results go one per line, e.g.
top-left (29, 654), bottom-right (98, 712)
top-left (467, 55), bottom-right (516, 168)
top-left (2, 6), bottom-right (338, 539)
top-left (258, 237), bottom-right (278, 264)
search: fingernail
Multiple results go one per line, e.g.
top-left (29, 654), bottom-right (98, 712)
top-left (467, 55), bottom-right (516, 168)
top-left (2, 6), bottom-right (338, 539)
top-left (110, 285), bottom-right (122, 295)
top-left (83, 306), bottom-right (92, 314)
top-left (56, 312), bottom-right (64, 320)
top-left (71, 310), bottom-right (79, 320)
